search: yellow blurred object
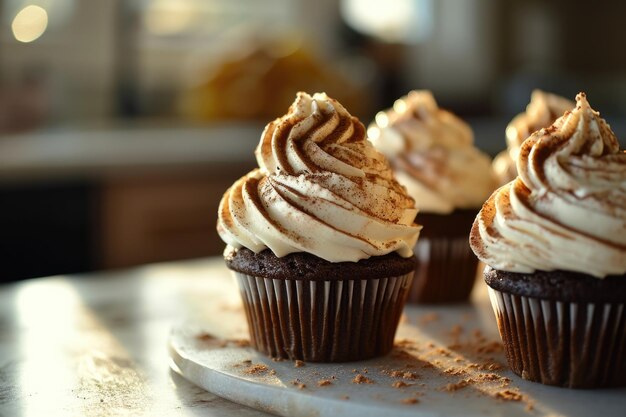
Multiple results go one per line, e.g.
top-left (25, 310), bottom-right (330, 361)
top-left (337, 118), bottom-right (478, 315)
top-left (180, 38), bottom-right (368, 121)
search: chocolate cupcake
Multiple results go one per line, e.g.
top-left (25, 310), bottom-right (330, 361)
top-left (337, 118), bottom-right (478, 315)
top-left (471, 93), bottom-right (626, 388)
top-left (368, 91), bottom-right (497, 303)
top-left (493, 90), bottom-right (573, 185)
top-left (217, 92), bottom-right (421, 362)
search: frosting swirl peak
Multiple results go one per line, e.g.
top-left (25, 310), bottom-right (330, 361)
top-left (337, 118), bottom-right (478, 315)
top-left (368, 90), bottom-right (497, 214)
top-left (471, 93), bottom-right (626, 278)
top-left (218, 92), bottom-right (421, 262)
top-left (493, 90), bottom-right (574, 184)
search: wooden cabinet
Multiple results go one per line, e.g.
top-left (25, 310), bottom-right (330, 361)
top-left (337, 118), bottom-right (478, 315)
top-left (99, 166), bottom-right (249, 269)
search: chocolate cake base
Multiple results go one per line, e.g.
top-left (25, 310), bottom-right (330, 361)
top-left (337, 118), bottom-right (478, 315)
top-left (409, 209), bottom-right (478, 304)
top-left (226, 247), bottom-right (417, 280)
top-left (225, 248), bottom-right (417, 362)
top-left (485, 267), bottom-right (626, 388)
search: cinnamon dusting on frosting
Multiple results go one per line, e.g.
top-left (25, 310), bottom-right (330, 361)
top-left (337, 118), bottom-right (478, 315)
top-left (494, 90), bottom-right (574, 185)
top-left (218, 92), bottom-right (421, 262)
top-left (471, 92), bottom-right (626, 278)
top-left (368, 90), bottom-right (497, 214)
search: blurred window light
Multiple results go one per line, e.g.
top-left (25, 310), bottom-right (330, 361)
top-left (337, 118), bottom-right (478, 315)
top-left (11, 5), bottom-right (49, 43)
top-left (340, 0), bottom-right (433, 43)
top-left (143, 0), bottom-right (197, 35)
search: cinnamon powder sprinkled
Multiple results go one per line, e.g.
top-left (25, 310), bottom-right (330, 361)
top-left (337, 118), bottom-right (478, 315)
top-left (352, 374), bottom-right (374, 384)
top-left (291, 379), bottom-right (306, 389)
top-left (392, 381), bottom-right (414, 388)
top-left (443, 378), bottom-right (473, 392)
top-left (444, 367), bottom-right (467, 376)
top-left (495, 390), bottom-right (524, 402)
top-left (232, 339), bottom-right (251, 348)
top-left (401, 397), bottom-right (420, 405)
top-left (317, 379), bottom-right (332, 387)
top-left (244, 364), bottom-right (269, 375)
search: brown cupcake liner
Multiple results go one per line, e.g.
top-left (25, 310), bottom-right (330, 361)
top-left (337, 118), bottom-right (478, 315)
top-left (487, 287), bottom-right (626, 388)
top-left (409, 236), bottom-right (479, 303)
top-left (233, 272), bottom-right (414, 362)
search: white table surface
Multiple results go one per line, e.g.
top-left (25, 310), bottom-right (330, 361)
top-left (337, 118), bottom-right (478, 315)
top-left (0, 258), bottom-right (272, 417)
top-left (2, 258), bottom-right (625, 417)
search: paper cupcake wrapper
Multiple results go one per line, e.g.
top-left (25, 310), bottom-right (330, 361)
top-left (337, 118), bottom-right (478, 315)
top-left (409, 236), bottom-right (478, 303)
top-left (488, 287), bottom-right (626, 388)
top-left (234, 272), bottom-right (414, 362)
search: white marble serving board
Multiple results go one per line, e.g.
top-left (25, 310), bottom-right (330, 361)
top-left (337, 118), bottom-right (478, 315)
top-left (169, 276), bottom-right (626, 417)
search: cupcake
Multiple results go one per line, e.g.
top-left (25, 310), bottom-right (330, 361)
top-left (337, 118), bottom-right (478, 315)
top-left (470, 93), bottom-right (626, 388)
top-left (493, 90), bottom-right (573, 185)
top-left (368, 90), bottom-right (497, 303)
top-left (217, 92), bottom-right (421, 362)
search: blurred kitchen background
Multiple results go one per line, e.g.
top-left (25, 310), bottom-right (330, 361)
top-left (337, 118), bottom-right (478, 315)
top-left (1, 0), bottom-right (625, 280)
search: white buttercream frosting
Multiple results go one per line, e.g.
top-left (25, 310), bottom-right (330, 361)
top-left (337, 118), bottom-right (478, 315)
top-left (217, 92), bottom-right (421, 262)
top-left (494, 90), bottom-right (574, 185)
top-left (471, 93), bottom-right (626, 278)
top-left (368, 90), bottom-right (497, 214)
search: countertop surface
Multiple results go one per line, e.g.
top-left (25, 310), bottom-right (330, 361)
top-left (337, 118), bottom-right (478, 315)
top-left (0, 258), bottom-right (271, 417)
top-left (2, 258), bottom-right (625, 417)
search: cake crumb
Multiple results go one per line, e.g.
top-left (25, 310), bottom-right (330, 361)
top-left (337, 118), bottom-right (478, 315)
top-left (443, 379), bottom-right (473, 391)
top-left (352, 374), bottom-right (374, 384)
top-left (401, 397), bottom-right (420, 405)
top-left (231, 338), bottom-right (251, 347)
top-left (340, 395), bottom-right (350, 400)
top-left (402, 371), bottom-right (418, 380)
top-left (196, 332), bottom-right (228, 347)
top-left (244, 364), bottom-right (269, 375)
top-left (291, 379), bottom-right (306, 389)
top-left (444, 367), bottom-right (467, 376)
top-left (242, 359), bottom-right (252, 365)
top-left (495, 389), bottom-right (523, 402)
top-left (394, 338), bottom-right (415, 349)
top-left (317, 379), bottom-right (332, 387)
top-left (269, 370), bottom-right (277, 376)
top-left (271, 357), bottom-right (284, 362)
top-left (476, 373), bottom-right (507, 383)
top-left (196, 332), bottom-right (215, 341)
top-left (436, 348), bottom-right (452, 357)
top-left (392, 381), bottom-right (414, 388)
top-left (294, 360), bottom-right (305, 368)
top-left (479, 362), bottom-right (503, 371)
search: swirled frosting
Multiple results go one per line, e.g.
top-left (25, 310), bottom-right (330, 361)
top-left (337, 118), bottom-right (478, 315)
top-left (368, 90), bottom-right (497, 214)
top-left (217, 92), bottom-right (421, 262)
top-left (494, 90), bottom-right (574, 184)
top-left (471, 93), bottom-right (626, 278)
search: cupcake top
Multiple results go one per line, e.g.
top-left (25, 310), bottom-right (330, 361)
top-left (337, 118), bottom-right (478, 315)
top-left (471, 93), bottom-right (626, 278)
top-left (493, 90), bottom-right (574, 184)
top-left (368, 90), bottom-right (497, 214)
top-left (217, 92), bottom-right (421, 263)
